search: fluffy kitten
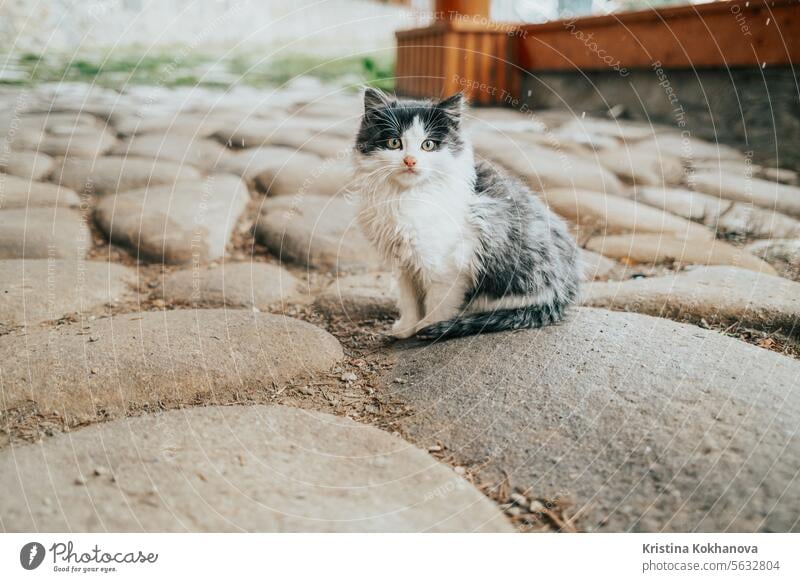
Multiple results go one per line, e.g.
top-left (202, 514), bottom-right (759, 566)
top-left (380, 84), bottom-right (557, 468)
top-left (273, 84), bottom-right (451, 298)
top-left (353, 88), bottom-right (580, 340)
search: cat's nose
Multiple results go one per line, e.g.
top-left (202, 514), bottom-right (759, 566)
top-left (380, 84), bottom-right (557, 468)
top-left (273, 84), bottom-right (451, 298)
top-left (403, 155), bottom-right (417, 168)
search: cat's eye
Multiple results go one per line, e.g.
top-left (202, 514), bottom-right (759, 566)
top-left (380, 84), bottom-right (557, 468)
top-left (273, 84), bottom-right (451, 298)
top-left (386, 137), bottom-right (402, 149)
top-left (421, 139), bottom-right (436, 151)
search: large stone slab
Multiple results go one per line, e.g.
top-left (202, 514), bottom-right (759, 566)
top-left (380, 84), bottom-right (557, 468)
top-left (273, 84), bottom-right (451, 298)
top-left (0, 405), bottom-right (512, 532)
top-left (745, 239), bottom-right (800, 282)
top-left (543, 188), bottom-right (712, 239)
top-left (37, 127), bottom-right (118, 158)
top-left (253, 156), bottom-right (350, 197)
top-left (0, 151), bottom-right (54, 181)
top-left (692, 158), bottom-right (761, 178)
top-left (0, 259), bottom-right (136, 329)
top-left (0, 207), bottom-right (89, 259)
top-left (270, 131), bottom-right (354, 159)
top-left (213, 119), bottom-right (290, 149)
top-left (17, 111), bottom-right (103, 132)
top-left (596, 149), bottom-right (685, 187)
top-left (691, 171), bottom-right (800, 218)
top-left (0, 309), bottom-right (343, 427)
top-left (0, 128), bottom-right (43, 152)
top-left (633, 133), bottom-right (744, 162)
top-left (633, 186), bottom-right (800, 239)
top-left (586, 233), bottom-right (775, 274)
top-left (580, 249), bottom-right (621, 281)
top-left (583, 266), bottom-right (800, 336)
top-left (95, 175), bottom-right (249, 264)
top-left (473, 134), bottom-right (626, 194)
top-left (112, 134), bottom-right (232, 172)
top-left (314, 272), bottom-right (397, 320)
top-left (217, 146), bottom-right (320, 182)
top-left (25, 91), bottom-right (138, 126)
top-left (114, 112), bottom-right (236, 138)
top-left (390, 307), bottom-right (800, 532)
top-left (469, 106), bottom-right (550, 130)
top-left (469, 124), bottom-right (548, 144)
top-left (255, 194), bottom-right (381, 272)
top-left (51, 156), bottom-right (201, 196)
top-left (158, 262), bottom-right (303, 308)
top-left (213, 118), bottom-right (341, 149)
top-left (761, 166), bottom-right (798, 186)
top-left (500, 128), bottom-right (602, 157)
top-left (549, 126), bottom-right (618, 150)
top-left (288, 97), bottom-right (363, 124)
top-left (307, 118), bottom-right (361, 140)
top-left (556, 117), bottom-right (660, 143)
top-left (745, 239), bottom-right (800, 262)
top-left (585, 233), bottom-right (775, 274)
top-left (0, 174), bottom-right (81, 208)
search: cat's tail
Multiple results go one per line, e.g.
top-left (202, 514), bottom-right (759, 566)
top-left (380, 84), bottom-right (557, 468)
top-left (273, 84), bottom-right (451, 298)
top-left (415, 304), bottom-right (565, 340)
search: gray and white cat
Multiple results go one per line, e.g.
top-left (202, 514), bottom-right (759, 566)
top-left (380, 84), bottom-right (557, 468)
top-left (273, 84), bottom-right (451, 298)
top-left (352, 88), bottom-right (580, 339)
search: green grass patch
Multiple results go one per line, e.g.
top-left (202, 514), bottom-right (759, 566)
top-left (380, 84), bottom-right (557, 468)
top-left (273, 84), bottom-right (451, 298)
top-left (1, 50), bottom-right (395, 91)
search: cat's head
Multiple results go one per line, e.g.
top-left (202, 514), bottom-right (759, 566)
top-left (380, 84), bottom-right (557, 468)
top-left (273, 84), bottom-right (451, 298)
top-left (354, 88), bottom-right (470, 188)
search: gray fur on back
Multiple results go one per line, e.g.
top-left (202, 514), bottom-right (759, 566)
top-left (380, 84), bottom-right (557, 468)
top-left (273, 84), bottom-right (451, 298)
top-left (417, 160), bottom-right (581, 339)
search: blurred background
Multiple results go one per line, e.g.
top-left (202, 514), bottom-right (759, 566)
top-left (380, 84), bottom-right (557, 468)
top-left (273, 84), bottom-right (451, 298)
top-left (0, 0), bottom-right (720, 85)
top-left (0, 0), bottom-right (796, 167)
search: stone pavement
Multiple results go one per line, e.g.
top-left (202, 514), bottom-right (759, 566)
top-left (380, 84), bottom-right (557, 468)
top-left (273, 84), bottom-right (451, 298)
top-left (1, 82), bottom-right (798, 532)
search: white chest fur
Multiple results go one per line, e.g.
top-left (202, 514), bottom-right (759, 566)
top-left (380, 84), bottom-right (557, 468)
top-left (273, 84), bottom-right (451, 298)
top-left (360, 178), bottom-right (476, 282)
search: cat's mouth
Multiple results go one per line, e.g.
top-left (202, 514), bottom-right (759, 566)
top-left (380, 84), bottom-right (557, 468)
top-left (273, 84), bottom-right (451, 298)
top-left (393, 166), bottom-right (424, 184)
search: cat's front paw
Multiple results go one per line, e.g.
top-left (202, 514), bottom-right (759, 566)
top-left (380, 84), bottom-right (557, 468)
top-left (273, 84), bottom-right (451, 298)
top-left (390, 318), bottom-right (418, 339)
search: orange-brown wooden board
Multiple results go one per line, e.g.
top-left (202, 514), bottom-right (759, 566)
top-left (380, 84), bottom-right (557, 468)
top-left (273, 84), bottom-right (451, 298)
top-left (395, 20), bottom-right (521, 102)
top-left (434, 0), bottom-right (490, 19)
top-left (517, 0), bottom-right (799, 71)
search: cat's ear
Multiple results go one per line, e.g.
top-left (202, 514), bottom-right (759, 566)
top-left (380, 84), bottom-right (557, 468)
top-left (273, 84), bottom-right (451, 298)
top-left (363, 87), bottom-right (392, 113)
top-left (437, 92), bottom-right (465, 121)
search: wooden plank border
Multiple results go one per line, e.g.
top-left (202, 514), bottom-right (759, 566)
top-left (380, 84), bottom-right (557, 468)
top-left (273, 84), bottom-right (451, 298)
top-left (395, 20), bottom-right (521, 103)
top-left (517, 0), bottom-right (799, 71)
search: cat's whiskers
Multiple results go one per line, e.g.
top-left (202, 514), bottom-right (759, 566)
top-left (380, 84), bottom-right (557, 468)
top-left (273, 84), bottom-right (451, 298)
top-left (354, 165), bottom-right (395, 196)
